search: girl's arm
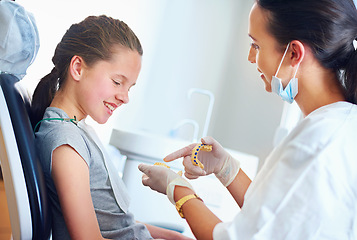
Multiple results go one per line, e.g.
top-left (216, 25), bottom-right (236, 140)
top-left (142, 222), bottom-right (194, 240)
top-left (52, 144), bottom-right (108, 240)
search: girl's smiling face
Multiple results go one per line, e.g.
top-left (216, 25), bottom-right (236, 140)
top-left (76, 46), bottom-right (142, 124)
top-left (247, 3), bottom-right (289, 92)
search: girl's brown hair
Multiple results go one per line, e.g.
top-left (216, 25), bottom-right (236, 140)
top-left (31, 15), bottom-right (143, 127)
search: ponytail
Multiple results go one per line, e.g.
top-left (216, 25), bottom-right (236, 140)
top-left (31, 67), bottom-right (58, 129)
top-left (343, 43), bottom-right (357, 104)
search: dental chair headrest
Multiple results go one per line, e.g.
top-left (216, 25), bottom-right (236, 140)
top-left (0, 0), bottom-right (40, 80)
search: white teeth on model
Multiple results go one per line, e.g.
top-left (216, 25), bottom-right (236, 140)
top-left (105, 103), bottom-right (115, 111)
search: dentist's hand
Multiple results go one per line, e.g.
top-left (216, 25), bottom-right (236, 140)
top-left (138, 164), bottom-right (194, 204)
top-left (164, 136), bottom-right (240, 187)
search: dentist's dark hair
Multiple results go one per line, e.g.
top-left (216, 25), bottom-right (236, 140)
top-left (256, 0), bottom-right (357, 103)
top-left (31, 15), bottom-right (143, 128)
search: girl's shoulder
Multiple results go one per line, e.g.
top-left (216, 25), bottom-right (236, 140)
top-left (37, 107), bottom-right (82, 138)
top-left (35, 108), bottom-right (91, 165)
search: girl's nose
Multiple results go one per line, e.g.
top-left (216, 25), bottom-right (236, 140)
top-left (116, 91), bottom-right (129, 104)
top-left (248, 47), bottom-right (256, 64)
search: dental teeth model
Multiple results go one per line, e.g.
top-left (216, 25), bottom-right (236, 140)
top-left (154, 162), bottom-right (183, 176)
top-left (191, 143), bottom-right (212, 169)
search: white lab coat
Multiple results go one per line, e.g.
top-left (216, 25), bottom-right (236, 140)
top-left (213, 101), bottom-right (357, 240)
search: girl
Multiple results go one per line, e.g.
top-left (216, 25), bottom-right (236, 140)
top-left (139, 0), bottom-right (357, 239)
top-left (32, 15), bottom-right (192, 240)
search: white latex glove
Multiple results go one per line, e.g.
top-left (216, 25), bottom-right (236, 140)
top-left (164, 136), bottom-right (240, 187)
top-left (138, 164), bottom-right (194, 204)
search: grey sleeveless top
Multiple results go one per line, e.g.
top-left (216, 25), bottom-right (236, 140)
top-left (35, 107), bottom-right (152, 240)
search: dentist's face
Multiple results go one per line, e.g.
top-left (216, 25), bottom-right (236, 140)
top-left (78, 47), bottom-right (141, 124)
top-left (247, 3), bottom-right (287, 92)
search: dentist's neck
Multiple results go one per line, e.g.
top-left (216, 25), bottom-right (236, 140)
top-left (295, 61), bottom-right (346, 117)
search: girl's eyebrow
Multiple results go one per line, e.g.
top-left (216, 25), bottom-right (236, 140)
top-left (113, 73), bottom-right (128, 82)
top-left (248, 34), bottom-right (257, 41)
top-left (114, 73), bottom-right (125, 79)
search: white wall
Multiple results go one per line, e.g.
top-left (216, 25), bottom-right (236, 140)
top-left (210, 1), bottom-right (284, 164)
top-left (18, 0), bottom-right (284, 166)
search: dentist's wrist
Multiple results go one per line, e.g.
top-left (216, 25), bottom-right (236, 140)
top-left (174, 186), bottom-right (199, 218)
top-left (174, 186), bottom-right (196, 202)
top-left (215, 156), bottom-right (241, 187)
top-left (166, 177), bottom-right (194, 205)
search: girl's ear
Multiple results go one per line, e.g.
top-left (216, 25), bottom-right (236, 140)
top-left (69, 55), bottom-right (84, 81)
top-left (290, 40), bottom-right (305, 67)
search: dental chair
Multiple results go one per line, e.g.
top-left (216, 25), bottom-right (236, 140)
top-left (0, 73), bottom-right (52, 240)
top-left (0, 0), bottom-right (51, 239)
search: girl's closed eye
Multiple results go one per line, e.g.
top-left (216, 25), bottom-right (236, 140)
top-left (250, 42), bottom-right (259, 50)
top-left (112, 79), bottom-right (121, 86)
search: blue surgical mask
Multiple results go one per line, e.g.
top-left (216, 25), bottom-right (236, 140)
top-left (271, 42), bottom-right (300, 104)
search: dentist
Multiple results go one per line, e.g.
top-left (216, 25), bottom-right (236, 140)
top-left (139, 0), bottom-right (357, 239)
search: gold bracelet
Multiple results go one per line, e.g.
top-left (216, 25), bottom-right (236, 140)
top-left (175, 194), bottom-right (203, 218)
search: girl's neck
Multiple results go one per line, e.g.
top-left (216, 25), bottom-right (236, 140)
top-left (50, 89), bottom-right (86, 121)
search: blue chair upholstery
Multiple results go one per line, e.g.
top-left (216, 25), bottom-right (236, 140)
top-left (0, 73), bottom-right (51, 239)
